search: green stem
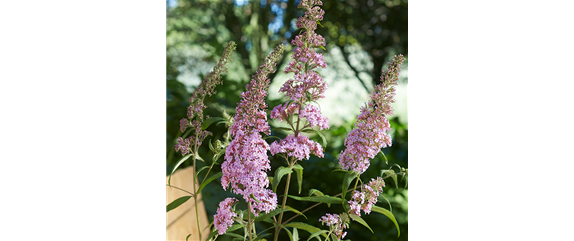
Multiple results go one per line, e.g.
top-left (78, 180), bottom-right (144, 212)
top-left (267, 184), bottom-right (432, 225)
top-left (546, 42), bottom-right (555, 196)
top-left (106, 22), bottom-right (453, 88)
top-left (352, 174), bottom-right (361, 193)
top-left (192, 132), bottom-right (202, 241)
top-left (248, 202), bottom-right (253, 241)
top-left (274, 157), bottom-right (294, 241)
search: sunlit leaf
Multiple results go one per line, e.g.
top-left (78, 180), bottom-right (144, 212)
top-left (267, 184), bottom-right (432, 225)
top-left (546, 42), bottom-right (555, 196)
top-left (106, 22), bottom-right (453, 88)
top-left (292, 227), bottom-right (299, 241)
top-left (201, 117), bottom-right (226, 130)
top-left (371, 206), bottom-right (400, 237)
top-left (349, 213), bottom-right (373, 233)
top-left (197, 172), bottom-right (223, 193)
top-left (168, 153), bottom-right (192, 187)
top-left (273, 166), bottom-right (293, 193)
top-left (166, 195), bottom-right (192, 213)
top-left (307, 230), bottom-right (328, 241)
top-left (286, 195), bottom-right (343, 204)
top-left (292, 164), bottom-right (304, 194)
top-left (342, 171), bottom-right (359, 201)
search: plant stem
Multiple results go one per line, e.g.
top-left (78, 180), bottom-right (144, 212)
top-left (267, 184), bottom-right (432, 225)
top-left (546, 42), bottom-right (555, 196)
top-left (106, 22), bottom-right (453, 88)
top-left (248, 202), bottom-right (253, 241)
top-left (352, 174), bottom-right (361, 194)
top-left (192, 132), bottom-right (202, 241)
top-left (274, 156), bottom-right (294, 241)
top-left (165, 184), bottom-right (194, 196)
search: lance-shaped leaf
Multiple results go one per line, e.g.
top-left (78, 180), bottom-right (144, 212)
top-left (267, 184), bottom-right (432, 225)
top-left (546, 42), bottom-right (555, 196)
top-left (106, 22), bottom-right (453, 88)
top-left (254, 208), bottom-right (288, 222)
top-left (253, 233), bottom-right (270, 241)
top-left (166, 195), bottom-right (192, 213)
top-left (371, 205), bottom-right (400, 237)
top-left (286, 195), bottom-right (343, 204)
top-left (201, 117), bottom-right (226, 130)
top-left (349, 213), bottom-right (373, 233)
top-left (307, 230), bottom-right (328, 241)
top-left (285, 205), bottom-right (307, 219)
top-left (273, 166), bottom-right (293, 193)
top-left (308, 189), bottom-right (324, 197)
top-left (292, 227), bottom-right (299, 241)
top-left (283, 227), bottom-right (293, 241)
top-left (342, 171), bottom-right (359, 201)
top-left (227, 223), bottom-right (245, 233)
top-left (197, 172), bottom-right (223, 194)
top-left (168, 153), bottom-right (192, 187)
top-left (285, 223), bottom-right (328, 239)
top-left (381, 169), bottom-right (399, 188)
top-left (185, 234), bottom-right (191, 241)
top-left (292, 164), bottom-right (304, 194)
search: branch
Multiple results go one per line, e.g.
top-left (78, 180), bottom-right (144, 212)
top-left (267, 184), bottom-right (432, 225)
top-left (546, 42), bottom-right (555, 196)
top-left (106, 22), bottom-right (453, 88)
top-left (338, 45), bottom-right (370, 93)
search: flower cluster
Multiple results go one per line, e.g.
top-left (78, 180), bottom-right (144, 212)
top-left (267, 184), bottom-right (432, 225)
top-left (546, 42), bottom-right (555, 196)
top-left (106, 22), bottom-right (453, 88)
top-left (221, 45), bottom-right (285, 216)
top-left (214, 197), bottom-right (238, 235)
top-left (175, 41), bottom-right (237, 156)
top-left (269, 134), bottom-right (324, 160)
top-left (348, 177), bottom-right (386, 216)
top-left (339, 55), bottom-right (405, 174)
top-left (319, 213), bottom-right (348, 240)
top-left (270, 0), bottom-right (328, 162)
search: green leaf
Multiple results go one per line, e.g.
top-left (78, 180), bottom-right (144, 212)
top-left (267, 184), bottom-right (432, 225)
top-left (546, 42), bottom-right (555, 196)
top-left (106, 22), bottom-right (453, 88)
top-left (284, 223), bottom-right (327, 239)
top-left (349, 213), bottom-right (373, 233)
top-left (195, 154), bottom-right (205, 163)
top-left (250, 193), bottom-right (262, 203)
top-left (371, 206), bottom-right (400, 237)
top-left (378, 194), bottom-right (393, 212)
top-left (379, 150), bottom-right (389, 165)
top-left (208, 139), bottom-right (215, 152)
top-left (271, 127), bottom-right (293, 133)
top-left (308, 189), bottom-right (324, 197)
top-left (316, 21), bottom-right (324, 27)
top-left (227, 223), bottom-right (245, 232)
top-left (319, 45), bottom-right (326, 51)
top-left (342, 171), bottom-right (359, 200)
top-left (273, 166), bottom-right (293, 193)
top-left (201, 117), bottom-right (226, 130)
top-left (307, 230), bottom-right (328, 241)
top-left (223, 233), bottom-right (244, 239)
top-left (381, 169), bottom-right (398, 188)
top-left (286, 195), bottom-right (343, 204)
top-left (186, 234), bottom-right (191, 241)
top-left (181, 127), bottom-right (193, 139)
top-left (283, 227), bottom-right (293, 241)
top-left (166, 195), bottom-right (192, 213)
top-left (195, 166), bottom-right (210, 180)
top-left (205, 229), bottom-right (218, 241)
top-left (404, 175), bottom-right (408, 188)
top-left (292, 227), bottom-right (299, 241)
top-left (312, 129), bottom-right (327, 148)
top-left (285, 205), bottom-right (307, 220)
top-left (197, 172), bottom-right (223, 194)
top-left (254, 208), bottom-right (294, 222)
top-left (168, 153), bottom-right (193, 187)
top-left (292, 164), bottom-right (304, 194)
top-left (253, 233), bottom-right (270, 241)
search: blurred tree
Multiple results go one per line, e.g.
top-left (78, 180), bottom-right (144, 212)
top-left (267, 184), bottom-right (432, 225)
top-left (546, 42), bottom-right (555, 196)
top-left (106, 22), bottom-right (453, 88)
top-left (167, 0), bottom-right (407, 90)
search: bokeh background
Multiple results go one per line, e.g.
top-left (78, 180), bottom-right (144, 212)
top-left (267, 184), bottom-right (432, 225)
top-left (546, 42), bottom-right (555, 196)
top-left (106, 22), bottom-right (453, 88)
top-left (166, 0), bottom-right (408, 240)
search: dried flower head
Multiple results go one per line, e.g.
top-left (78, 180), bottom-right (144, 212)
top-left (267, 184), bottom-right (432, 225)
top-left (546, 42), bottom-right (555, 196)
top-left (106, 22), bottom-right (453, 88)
top-left (175, 41), bottom-right (237, 156)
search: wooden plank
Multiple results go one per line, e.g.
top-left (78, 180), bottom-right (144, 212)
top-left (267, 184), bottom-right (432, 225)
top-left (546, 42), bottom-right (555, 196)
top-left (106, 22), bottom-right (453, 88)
top-left (167, 166), bottom-right (210, 241)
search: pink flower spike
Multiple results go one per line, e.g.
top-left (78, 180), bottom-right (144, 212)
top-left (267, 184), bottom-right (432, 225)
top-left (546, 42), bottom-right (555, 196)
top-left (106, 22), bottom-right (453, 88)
top-left (339, 55), bottom-right (405, 174)
top-left (214, 197), bottom-right (238, 235)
